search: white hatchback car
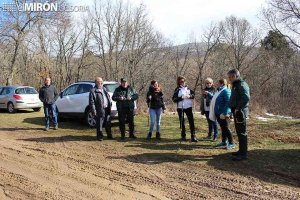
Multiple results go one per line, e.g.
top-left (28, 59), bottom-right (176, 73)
top-left (55, 81), bottom-right (121, 128)
top-left (0, 86), bottom-right (43, 113)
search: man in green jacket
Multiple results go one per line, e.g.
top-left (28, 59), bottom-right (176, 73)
top-left (112, 78), bottom-right (139, 140)
top-left (228, 69), bottom-right (250, 161)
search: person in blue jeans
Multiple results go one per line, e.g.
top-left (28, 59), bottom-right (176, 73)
top-left (200, 78), bottom-right (218, 141)
top-left (39, 77), bottom-right (59, 131)
top-left (209, 79), bottom-right (234, 150)
top-left (146, 80), bottom-right (165, 140)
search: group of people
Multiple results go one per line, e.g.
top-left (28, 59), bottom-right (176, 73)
top-left (38, 69), bottom-right (250, 161)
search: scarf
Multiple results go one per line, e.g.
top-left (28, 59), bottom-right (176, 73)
top-left (209, 87), bottom-right (226, 122)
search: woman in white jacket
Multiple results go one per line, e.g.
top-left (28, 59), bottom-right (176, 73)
top-left (172, 76), bottom-right (198, 142)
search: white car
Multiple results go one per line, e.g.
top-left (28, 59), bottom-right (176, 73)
top-left (55, 81), bottom-right (122, 128)
top-left (0, 86), bottom-right (43, 113)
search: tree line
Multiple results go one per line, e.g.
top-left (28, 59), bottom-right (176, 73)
top-left (0, 0), bottom-right (299, 117)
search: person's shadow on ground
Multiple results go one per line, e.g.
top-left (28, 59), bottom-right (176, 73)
top-left (109, 149), bottom-right (300, 188)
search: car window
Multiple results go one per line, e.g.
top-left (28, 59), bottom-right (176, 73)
top-left (104, 83), bottom-right (119, 93)
top-left (63, 84), bottom-right (80, 96)
top-left (0, 87), bottom-right (13, 95)
top-left (15, 87), bottom-right (38, 94)
top-left (76, 84), bottom-right (93, 94)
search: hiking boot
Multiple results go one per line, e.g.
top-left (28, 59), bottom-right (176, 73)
top-left (227, 144), bottom-right (235, 150)
top-left (215, 142), bottom-right (227, 148)
top-left (156, 132), bottom-right (161, 140)
top-left (44, 127), bottom-right (49, 131)
top-left (206, 135), bottom-right (212, 140)
top-left (129, 134), bottom-right (137, 139)
top-left (180, 137), bottom-right (187, 142)
top-left (146, 132), bottom-right (152, 140)
top-left (120, 133), bottom-right (125, 140)
top-left (54, 125), bottom-right (58, 130)
top-left (191, 135), bottom-right (198, 142)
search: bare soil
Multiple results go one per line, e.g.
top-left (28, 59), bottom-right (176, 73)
top-left (0, 113), bottom-right (299, 199)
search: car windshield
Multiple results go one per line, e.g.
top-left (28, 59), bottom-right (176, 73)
top-left (104, 83), bottom-right (119, 93)
top-left (15, 87), bottom-right (38, 94)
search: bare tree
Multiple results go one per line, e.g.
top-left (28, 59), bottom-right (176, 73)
top-left (262, 0), bottom-right (300, 49)
top-left (192, 23), bottom-right (221, 91)
top-left (219, 16), bottom-right (260, 72)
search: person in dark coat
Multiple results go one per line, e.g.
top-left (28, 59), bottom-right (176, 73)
top-left (172, 76), bottom-right (198, 142)
top-left (200, 78), bottom-right (218, 141)
top-left (228, 69), bottom-right (250, 161)
top-left (146, 80), bottom-right (165, 140)
top-left (89, 77), bottom-right (113, 141)
top-left (112, 78), bottom-right (139, 140)
top-left (39, 77), bottom-right (59, 131)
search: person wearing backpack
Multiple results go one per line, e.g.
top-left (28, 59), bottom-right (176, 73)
top-left (227, 69), bottom-right (250, 161)
top-left (146, 80), bottom-right (165, 140)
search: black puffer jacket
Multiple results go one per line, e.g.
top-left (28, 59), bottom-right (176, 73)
top-left (146, 86), bottom-right (165, 109)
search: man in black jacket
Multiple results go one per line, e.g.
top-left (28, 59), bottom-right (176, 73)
top-left (39, 77), bottom-right (59, 131)
top-left (89, 77), bottom-right (113, 141)
top-left (112, 78), bottom-right (139, 140)
top-left (228, 69), bottom-right (250, 161)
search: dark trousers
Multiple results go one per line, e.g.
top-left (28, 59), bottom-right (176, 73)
top-left (204, 111), bottom-right (218, 138)
top-left (177, 107), bottom-right (195, 138)
top-left (96, 108), bottom-right (112, 139)
top-left (43, 103), bottom-right (58, 128)
top-left (232, 108), bottom-right (248, 156)
top-left (118, 107), bottom-right (135, 136)
top-left (217, 115), bottom-right (233, 144)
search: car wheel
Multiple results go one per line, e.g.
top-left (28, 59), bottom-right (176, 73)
top-left (33, 107), bottom-right (41, 112)
top-left (85, 109), bottom-right (96, 128)
top-left (7, 102), bottom-right (16, 113)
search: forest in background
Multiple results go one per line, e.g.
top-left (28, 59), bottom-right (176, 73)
top-left (0, 0), bottom-right (299, 117)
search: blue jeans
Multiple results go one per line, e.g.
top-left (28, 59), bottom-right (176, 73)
top-left (149, 108), bottom-right (162, 133)
top-left (44, 104), bottom-right (58, 128)
top-left (204, 111), bottom-right (218, 138)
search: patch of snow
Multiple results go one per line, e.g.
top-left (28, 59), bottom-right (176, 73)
top-left (256, 116), bottom-right (275, 122)
top-left (265, 113), bottom-right (293, 119)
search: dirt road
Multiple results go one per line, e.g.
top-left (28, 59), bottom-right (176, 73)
top-left (0, 115), bottom-right (299, 199)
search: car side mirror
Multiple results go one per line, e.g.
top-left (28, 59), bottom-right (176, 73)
top-left (60, 92), bottom-right (63, 98)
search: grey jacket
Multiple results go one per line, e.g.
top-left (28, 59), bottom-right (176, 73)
top-left (89, 87), bottom-right (112, 117)
top-left (39, 85), bottom-right (59, 105)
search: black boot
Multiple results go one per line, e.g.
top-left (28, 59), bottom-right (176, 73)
top-left (121, 132), bottom-right (125, 140)
top-left (156, 132), bottom-right (161, 140)
top-left (129, 133), bottom-right (137, 139)
top-left (146, 132), bottom-right (152, 140)
top-left (191, 134), bottom-right (198, 142)
top-left (97, 132), bottom-right (103, 141)
top-left (107, 133), bottom-right (114, 140)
